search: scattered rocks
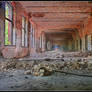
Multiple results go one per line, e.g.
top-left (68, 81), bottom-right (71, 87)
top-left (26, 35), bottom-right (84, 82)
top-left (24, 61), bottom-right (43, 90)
top-left (0, 51), bottom-right (92, 76)
top-left (87, 61), bottom-right (92, 70)
top-left (24, 70), bottom-right (32, 75)
top-left (31, 63), bottom-right (54, 76)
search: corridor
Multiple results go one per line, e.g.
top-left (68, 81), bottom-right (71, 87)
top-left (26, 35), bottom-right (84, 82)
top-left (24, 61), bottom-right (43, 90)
top-left (0, 1), bottom-right (92, 58)
top-left (1, 1), bottom-right (92, 91)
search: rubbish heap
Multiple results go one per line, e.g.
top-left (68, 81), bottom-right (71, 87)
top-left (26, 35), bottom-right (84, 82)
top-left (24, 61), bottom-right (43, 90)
top-left (0, 50), bottom-right (92, 76)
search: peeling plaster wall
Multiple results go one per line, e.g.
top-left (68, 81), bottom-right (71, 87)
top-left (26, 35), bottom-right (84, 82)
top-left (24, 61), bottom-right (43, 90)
top-left (0, 2), bottom-right (29, 58)
top-left (1, 1), bottom-right (92, 58)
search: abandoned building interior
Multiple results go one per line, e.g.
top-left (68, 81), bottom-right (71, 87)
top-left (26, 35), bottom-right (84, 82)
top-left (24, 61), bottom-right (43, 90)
top-left (1, 1), bottom-right (92, 90)
top-left (0, 1), bottom-right (92, 59)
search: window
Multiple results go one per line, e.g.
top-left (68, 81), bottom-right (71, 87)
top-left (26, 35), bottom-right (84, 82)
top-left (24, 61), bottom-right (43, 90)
top-left (33, 27), bottom-right (35, 48)
top-left (22, 16), bottom-right (25, 46)
top-left (30, 24), bottom-right (33, 48)
top-left (0, 24), bottom-right (1, 46)
top-left (5, 2), bottom-right (13, 45)
top-left (85, 35), bottom-right (88, 50)
top-left (25, 19), bottom-right (28, 47)
top-left (22, 16), bottom-right (28, 47)
top-left (30, 24), bottom-right (35, 48)
top-left (12, 9), bottom-right (16, 45)
top-left (80, 39), bottom-right (82, 50)
top-left (40, 36), bottom-right (42, 49)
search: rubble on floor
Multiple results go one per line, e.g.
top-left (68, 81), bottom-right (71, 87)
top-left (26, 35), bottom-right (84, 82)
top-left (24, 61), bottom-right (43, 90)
top-left (0, 58), bottom-right (92, 76)
top-left (23, 50), bottom-right (92, 60)
top-left (0, 51), bottom-right (92, 76)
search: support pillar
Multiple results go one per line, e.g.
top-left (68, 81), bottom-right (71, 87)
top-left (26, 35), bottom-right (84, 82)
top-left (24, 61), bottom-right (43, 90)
top-left (82, 37), bottom-right (86, 52)
top-left (87, 35), bottom-right (91, 51)
top-left (78, 38), bottom-right (81, 51)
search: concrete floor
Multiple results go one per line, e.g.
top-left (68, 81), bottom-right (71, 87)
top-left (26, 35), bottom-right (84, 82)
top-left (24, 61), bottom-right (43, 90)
top-left (0, 69), bottom-right (92, 91)
top-left (0, 51), bottom-right (92, 91)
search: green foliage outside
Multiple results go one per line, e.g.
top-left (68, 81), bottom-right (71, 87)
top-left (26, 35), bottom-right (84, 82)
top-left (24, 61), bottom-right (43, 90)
top-left (5, 5), bottom-right (11, 45)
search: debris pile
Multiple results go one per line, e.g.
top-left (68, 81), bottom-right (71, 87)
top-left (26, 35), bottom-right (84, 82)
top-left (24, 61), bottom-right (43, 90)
top-left (29, 50), bottom-right (92, 59)
top-left (0, 58), bottom-right (92, 76)
top-left (0, 51), bottom-right (92, 76)
top-left (31, 60), bottom-right (92, 76)
top-left (0, 60), bottom-right (35, 71)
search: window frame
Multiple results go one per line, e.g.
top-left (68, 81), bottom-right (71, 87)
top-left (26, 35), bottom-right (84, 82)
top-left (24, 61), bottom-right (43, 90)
top-left (4, 2), bottom-right (14, 46)
top-left (21, 16), bottom-right (28, 47)
top-left (0, 20), bottom-right (1, 46)
top-left (30, 23), bottom-right (33, 48)
top-left (25, 19), bottom-right (28, 47)
top-left (21, 16), bottom-right (26, 47)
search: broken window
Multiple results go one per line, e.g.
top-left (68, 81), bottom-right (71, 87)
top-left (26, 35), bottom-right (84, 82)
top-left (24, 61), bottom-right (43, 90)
top-left (22, 16), bottom-right (28, 47)
top-left (5, 2), bottom-right (13, 45)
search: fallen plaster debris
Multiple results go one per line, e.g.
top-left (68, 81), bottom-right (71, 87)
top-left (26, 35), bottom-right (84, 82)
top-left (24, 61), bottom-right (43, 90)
top-left (0, 51), bottom-right (92, 77)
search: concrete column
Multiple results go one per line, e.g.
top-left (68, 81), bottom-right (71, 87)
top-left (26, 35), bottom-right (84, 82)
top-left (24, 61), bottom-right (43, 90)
top-left (72, 40), bottom-right (75, 51)
top-left (47, 41), bottom-right (52, 51)
top-left (78, 38), bottom-right (80, 51)
top-left (75, 40), bottom-right (77, 51)
top-left (40, 36), bottom-right (42, 49)
top-left (81, 37), bottom-right (86, 52)
top-left (68, 41), bottom-right (70, 51)
top-left (68, 40), bottom-right (72, 51)
top-left (87, 35), bottom-right (91, 51)
top-left (42, 33), bottom-right (46, 52)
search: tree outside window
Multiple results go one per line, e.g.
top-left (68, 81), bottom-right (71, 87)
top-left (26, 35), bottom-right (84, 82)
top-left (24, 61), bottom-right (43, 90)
top-left (5, 2), bottom-right (13, 45)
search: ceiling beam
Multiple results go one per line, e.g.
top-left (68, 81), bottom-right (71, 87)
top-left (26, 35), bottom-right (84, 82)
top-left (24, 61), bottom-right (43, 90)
top-left (31, 18), bottom-right (84, 22)
top-left (19, 1), bottom-right (92, 7)
top-left (44, 28), bottom-right (77, 32)
top-left (31, 18), bottom-right (85, 20)
top-left (25, 6), bottom-right (92, 8)
top-left (30, 12), bottom-right (92, 13)
top-left (31, 16), bottom-right (88, 19)
top-left (45, 31), bottom-right (73, 34)
top-left (31, 13), bottom-right (88, 20)
top-left (32, 20), bottom-right (83, 22)
top-left (31, 17), bottom-right (87, 20)
top-left (45, 29), bottom-right (76, 32)
top-left (31, 12), bottom-right (88, 17)
top-left (25, 6), bottom-right (90, 13)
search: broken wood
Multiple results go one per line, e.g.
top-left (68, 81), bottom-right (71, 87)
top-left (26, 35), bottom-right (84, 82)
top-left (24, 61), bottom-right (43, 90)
top-left (53, 69), bottom-right (92, 77)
